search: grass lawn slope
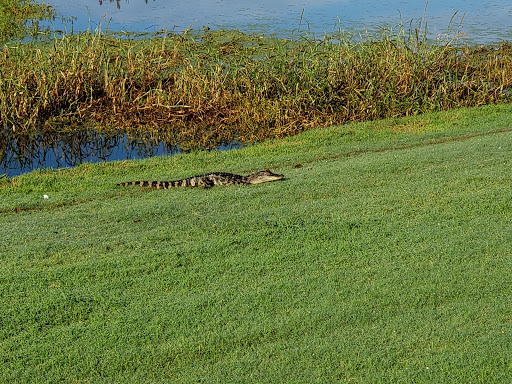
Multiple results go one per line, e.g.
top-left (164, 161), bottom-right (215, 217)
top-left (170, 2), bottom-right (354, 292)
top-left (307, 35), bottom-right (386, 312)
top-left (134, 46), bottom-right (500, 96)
top-left (1, 104), bottom-right (512, 383)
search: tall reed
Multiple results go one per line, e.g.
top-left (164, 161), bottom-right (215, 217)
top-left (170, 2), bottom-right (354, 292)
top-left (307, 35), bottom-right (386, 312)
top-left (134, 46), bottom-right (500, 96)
top-left (0, 0), bottom-right (54, 42)
top-left (1, 28), bottom-right (511, 149)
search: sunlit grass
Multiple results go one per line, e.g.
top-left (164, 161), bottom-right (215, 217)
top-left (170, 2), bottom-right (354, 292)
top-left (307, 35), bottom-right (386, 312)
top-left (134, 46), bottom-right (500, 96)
top-left (1, 105), bottom-right (512, 382)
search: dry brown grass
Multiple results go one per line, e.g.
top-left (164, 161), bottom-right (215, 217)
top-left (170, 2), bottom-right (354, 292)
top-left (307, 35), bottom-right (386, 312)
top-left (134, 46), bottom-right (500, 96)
top-left (1, 29), bottom-right (512, 150)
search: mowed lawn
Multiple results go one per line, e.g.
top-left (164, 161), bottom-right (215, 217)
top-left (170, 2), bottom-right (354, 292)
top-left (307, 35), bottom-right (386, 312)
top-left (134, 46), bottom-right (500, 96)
top-left (1, 105), bottom-right (512, 383)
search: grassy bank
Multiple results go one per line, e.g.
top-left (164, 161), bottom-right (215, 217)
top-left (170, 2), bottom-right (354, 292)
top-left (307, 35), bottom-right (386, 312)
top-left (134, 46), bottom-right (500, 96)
top-left (2, 25), bottom-right (512, 151)
top-left (1, 104), bottom-right (512, 382)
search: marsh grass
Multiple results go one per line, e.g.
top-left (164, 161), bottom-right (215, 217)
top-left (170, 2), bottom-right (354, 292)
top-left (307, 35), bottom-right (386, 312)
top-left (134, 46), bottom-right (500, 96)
top-left (0, 0), bottom-right (54, 42)
top-left (1, 20), bottom-right (512, 151)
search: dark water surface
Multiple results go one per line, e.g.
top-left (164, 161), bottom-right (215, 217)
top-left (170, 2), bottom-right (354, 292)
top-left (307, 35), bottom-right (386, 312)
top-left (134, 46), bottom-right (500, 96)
top-left (3, 0), bottom-right (511, 177)
top-left (1, 132), bottom-right (175, 178)
top-left (1, 132), bottom-right (239, 178)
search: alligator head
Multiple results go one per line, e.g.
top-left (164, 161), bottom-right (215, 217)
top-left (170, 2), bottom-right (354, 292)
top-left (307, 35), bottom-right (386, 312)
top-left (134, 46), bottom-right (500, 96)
top-left (246, 169), bottom-right (285, 184)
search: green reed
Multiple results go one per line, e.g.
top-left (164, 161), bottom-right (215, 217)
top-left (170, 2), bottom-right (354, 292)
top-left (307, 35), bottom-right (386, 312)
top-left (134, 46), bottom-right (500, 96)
top-left (1, 27), bottom-right (511, 150)
top-left (0, 0), bottom-right (54, 42)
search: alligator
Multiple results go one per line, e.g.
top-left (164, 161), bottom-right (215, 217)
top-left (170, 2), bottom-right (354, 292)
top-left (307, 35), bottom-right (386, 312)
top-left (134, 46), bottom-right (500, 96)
top-left (118, 169), bottom-right (284, 189)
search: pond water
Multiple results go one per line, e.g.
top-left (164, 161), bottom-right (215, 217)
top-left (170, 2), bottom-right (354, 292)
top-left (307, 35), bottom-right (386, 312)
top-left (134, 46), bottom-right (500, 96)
top-left (0, 132), bottom-right (239, 178)
top-left (43, 0), bottom-right (512, 43)
top-left (3, 0), bottom-right (511, 177)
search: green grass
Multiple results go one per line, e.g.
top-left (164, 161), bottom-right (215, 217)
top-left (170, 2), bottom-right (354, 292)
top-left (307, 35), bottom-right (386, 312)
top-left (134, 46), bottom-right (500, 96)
top-left (0, 0), bottom-right (53, 42)
top-left (1, 104), bottom-right (512, 382)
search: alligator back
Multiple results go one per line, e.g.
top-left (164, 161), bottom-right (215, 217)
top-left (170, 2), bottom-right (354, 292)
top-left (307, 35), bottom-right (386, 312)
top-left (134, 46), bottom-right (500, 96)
top-left (118, 170), bottom-right (284, 189)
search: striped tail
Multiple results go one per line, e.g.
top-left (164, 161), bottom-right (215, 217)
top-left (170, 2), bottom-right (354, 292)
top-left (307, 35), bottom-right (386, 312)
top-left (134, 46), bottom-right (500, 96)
top-left (117, 180), bottom-right (173, 189)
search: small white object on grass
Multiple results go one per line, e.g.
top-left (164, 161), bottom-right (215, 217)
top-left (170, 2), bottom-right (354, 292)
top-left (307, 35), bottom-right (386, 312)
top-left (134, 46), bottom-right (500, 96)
top-left (43, 194), bottom-right (49, 199)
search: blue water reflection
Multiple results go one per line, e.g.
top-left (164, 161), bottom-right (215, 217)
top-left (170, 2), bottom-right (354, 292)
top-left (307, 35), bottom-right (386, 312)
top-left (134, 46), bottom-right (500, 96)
top-left (42, 0), bottom-right (512, 43)
top-left (0, 132), bottom-right (240, 178)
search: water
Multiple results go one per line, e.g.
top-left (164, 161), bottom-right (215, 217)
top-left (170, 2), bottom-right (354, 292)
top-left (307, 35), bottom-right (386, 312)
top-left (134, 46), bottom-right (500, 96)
top-left (0, 132), bottom-right (240, 177)
top-left (1, 132), bottom-right (172, 178)
top-left (44, 0), bottom-right (512, 43)
top-left (3, 0), bottom-right (511, 177)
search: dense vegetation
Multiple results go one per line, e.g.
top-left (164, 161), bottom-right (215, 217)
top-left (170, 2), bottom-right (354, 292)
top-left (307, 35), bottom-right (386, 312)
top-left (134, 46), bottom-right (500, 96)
top-left (0, 0), bottom-right (53, 42)
top-left (1, 23), bottom-right (512, 151)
